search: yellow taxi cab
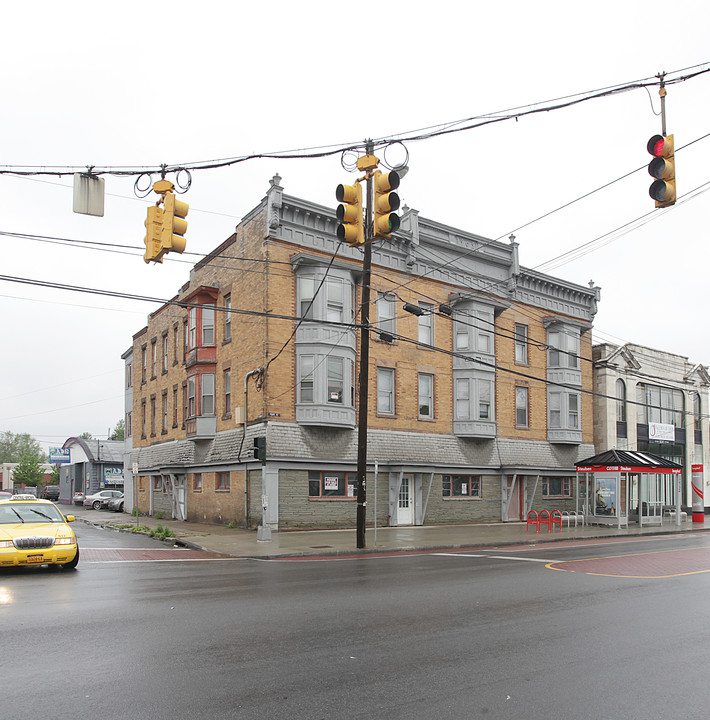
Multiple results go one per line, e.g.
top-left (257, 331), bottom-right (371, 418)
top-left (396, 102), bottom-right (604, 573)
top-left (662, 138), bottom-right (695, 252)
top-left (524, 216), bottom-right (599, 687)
top-left (0, 494), bottom-right (79, 570)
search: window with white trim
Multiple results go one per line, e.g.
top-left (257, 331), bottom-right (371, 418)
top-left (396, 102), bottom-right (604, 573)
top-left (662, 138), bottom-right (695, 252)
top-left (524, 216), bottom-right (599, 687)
top-left (377, 367), bottom-right (395, 415)
top-left (377, 293), bottom-right (396, 337)
top-left (548, 390), bottom-right (580, 429)
top-left (418, 373), bottom-right (434, 419)
top-left (224, 295), bottom-right (232, 341)
top-left (327, 356), bottom-right (344, 403)
top-left (514, 324), bottom-right (528, 364)
top-left (515, 386), bottom-right (529, 428)
top-left (200, 373), bottom-right (215, 416)
top-left (418, 303), bottom-right (433, 345)
top-left (547, 329), bottom-right (580, 369)
top-left (455, 377), bottom-right (492, 421)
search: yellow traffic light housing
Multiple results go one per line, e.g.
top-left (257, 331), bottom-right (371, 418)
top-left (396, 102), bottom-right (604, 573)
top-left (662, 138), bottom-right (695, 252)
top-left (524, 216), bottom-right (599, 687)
top-left (647, 134), bottom-right (675, 208)
top-left (373, 170), bottom-right (400, 239)
top-left (336, 181), bottom-right (364, 247)
top-left (144, 205), bottom-right (164, 263)
top-left (161, 192), bottom-right (189, 254)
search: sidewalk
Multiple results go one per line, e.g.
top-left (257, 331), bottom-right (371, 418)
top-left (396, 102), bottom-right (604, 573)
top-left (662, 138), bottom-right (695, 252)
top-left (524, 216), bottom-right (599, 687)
top-left (68, 505), bottom-right (710, 559)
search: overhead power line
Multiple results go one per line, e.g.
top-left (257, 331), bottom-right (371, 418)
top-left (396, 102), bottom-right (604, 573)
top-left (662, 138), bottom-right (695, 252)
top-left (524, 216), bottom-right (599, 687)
top-left (0, 65), bottom-right (707, 178)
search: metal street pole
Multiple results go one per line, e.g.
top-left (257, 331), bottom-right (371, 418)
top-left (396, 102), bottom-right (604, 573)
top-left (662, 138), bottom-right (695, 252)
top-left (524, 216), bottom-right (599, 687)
top-left (355, 140), bottom-right (375, 549)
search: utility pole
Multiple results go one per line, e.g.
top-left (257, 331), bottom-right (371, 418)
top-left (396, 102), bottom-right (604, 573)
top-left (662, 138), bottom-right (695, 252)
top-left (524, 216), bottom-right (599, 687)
top-left (336, 140), bottom-right (401, 549)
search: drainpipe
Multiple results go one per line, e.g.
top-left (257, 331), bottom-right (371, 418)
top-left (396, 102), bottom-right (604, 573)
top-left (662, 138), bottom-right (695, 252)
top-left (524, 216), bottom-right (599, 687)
top-left (242, 367), bottom-right (264, 528)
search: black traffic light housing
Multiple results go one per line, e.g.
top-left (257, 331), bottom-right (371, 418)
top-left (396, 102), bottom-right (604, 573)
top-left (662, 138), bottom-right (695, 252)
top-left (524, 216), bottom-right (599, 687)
top-left (253, 436), bottom-right (266, 465)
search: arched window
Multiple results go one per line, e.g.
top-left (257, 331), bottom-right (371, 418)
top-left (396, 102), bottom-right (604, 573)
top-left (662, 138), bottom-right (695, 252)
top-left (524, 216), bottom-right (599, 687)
top-left (616, 379), bottom-right (626, 422)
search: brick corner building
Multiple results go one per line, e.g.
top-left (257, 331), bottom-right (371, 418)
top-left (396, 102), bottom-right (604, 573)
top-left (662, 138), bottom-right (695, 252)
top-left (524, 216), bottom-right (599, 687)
top-left (124, 175), bottom-right (600, 530)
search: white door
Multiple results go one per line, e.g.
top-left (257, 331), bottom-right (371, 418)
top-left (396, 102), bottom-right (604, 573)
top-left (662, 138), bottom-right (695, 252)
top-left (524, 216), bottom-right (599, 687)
top-left (174, 475), bottom-right (186, 521)
top-left (398, 475), bottom-right (414, 525)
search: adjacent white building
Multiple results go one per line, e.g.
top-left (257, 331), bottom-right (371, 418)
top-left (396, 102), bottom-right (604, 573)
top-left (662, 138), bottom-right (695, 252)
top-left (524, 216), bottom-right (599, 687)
top-left (593, 342), bottom-right (710, 511)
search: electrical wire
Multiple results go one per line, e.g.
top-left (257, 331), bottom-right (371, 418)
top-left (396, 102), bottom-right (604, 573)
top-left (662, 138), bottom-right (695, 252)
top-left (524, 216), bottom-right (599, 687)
top-left (1, 65), bottom-right (707, 178)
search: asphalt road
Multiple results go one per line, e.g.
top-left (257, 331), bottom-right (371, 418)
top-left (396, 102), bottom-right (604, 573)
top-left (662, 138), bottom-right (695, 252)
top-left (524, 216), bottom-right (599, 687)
top-left (3, 523), bottom-right (710, 720)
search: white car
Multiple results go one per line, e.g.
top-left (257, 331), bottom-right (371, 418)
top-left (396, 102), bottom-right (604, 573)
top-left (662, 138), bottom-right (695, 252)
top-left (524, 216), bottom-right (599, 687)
top-left (83, 490), bottom-right (123, 510)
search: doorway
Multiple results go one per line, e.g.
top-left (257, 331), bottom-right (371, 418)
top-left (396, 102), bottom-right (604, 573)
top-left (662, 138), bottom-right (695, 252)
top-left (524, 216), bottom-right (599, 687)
top-left (398, 474), bottom-right (414, 525)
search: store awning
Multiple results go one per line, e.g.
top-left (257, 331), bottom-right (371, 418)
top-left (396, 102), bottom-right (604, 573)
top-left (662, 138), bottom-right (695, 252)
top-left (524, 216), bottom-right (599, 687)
top-left (575, 449), bottom-right (682, 474)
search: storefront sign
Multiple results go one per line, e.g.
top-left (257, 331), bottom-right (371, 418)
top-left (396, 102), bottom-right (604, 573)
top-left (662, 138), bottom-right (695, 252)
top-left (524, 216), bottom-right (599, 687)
top-left (49, 448), bottom-right (70, 464)
top-left (649, 422), bottom-right (675, 443)
top-left (104, 467), bottom-right (124, 486)
top-left (324, 476), bottom-right (339, 491)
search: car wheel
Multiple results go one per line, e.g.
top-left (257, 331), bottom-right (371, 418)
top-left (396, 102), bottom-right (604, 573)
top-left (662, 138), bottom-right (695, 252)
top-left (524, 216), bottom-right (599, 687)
top-left (62, 547), bottom-right (79, 570)
top-left (92, 500), bottom-right (102, 510)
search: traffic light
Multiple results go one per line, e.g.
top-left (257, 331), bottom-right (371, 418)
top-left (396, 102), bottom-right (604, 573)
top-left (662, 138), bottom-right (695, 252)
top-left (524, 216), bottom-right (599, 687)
top-left (373, 170), bottom-right (400, 239)
top-left (161, 192), bottom-right (189, 254)
top-left (253, 436), bottom-right (266, 464)
top-left (336, 182), bottom-right (364, 247)
top-left (647, 134), bottom-right (675, 208)
top-left (144, 205), bottom-right (164, 263)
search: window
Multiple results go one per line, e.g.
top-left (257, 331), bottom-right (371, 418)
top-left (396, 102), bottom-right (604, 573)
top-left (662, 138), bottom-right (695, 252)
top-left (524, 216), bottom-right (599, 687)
top-left (201, 373), bottom-right (215, 415)
top-left (126, 362), bottom-right (132, 389)
top-left (326, 278), bottom-right (344, 323)
top-left (153, 476), bottom-right (162, 492)
top-left (418, 373), bottom-right (434, 419)
top-left (193, 473), bottom-right (202, 492)
top-left (299, 276), bottom-right (316, 319)
top-left (151, 339), bottom-right (157, 379)
top-left (216, 472), bottom-right (230, 491)
top-left (514, 324), bottom-right (528, 364)
top-left (542, 477), bottom-right (572, 497)
top-left (188, 308), bottom-right (196, 350)
top-left (377, 293), bottom-right (396, 338)
top-left (224, 294), bottom-right (232, 341)
top-left (162, 334), bottom-right (168, 373)
top-left (549, 390), bottom-right (581, 430)
top-left (202, 305), bottom-right (215, 346)
top-left (187, 376), bottom-right (196, 418)
top-left (547, 329), bottom-right (580, 369)
top-left (308, 470), bottom-right (357, 498)
top-left (455, 377), bottom-right (493, 421)
top-left (183, 318), bottom-right (189, 358)
top-left (150, 397), bottom-right (156, 436)
top-left (126, 411), bottom-right (132, 438)
top-left (443, 475), bottom-right (482, 498)
top-left (173, 387), bottom-right (178, 427)
top-left (141, 400), bottom-right (146, 438)
top-left (418, 303), bottom-right (433, 345)
top-left (182, 383), bottom-right (188, 426)
top-left (224, 370), bottom-right (231, 415)
top-left (516, 386), bottom-right (529, 427)
top-left (161, 391), bottom-right (168, 434)
top-left (299, 355), bottom-right (314, 403)
top-left (377, 367), bottom-right (395, 415)
top-left (637, 383), bottom-right (684, 427)
top-left (454, 308), bottom-right (493, 354)
top-left (141, 346), bottom-right (147, 383)
top-left (616, 379), bottom-right (626, 422)
top-left (327, 357), bottom-right (344, 403)
top-left (173, 325), bottom-right (179, 365)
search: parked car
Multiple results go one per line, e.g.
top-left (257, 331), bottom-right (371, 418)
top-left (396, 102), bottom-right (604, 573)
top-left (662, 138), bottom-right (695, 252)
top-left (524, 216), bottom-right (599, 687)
top-left (107, 496), bottom-right (125, 513)
top-left (0, 491), bottom-right (12, 500)
top-left (73, 492), bottom-right (85, 505)
top-left (0, 494), bottom-right (79, 569)
top-left (83, 490), bottom-right (123, 510)
top-left (40, 486), bottom-right (60, 501)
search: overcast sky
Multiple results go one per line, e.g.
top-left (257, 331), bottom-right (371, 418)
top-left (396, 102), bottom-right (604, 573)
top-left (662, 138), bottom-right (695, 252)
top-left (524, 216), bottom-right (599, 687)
top-left (1, 1), bottom-right (708, 452)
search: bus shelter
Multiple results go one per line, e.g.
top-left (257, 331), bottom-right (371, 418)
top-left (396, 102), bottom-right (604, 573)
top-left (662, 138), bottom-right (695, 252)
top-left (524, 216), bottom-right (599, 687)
top-left (575, 450), bottom-right (683, 528)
